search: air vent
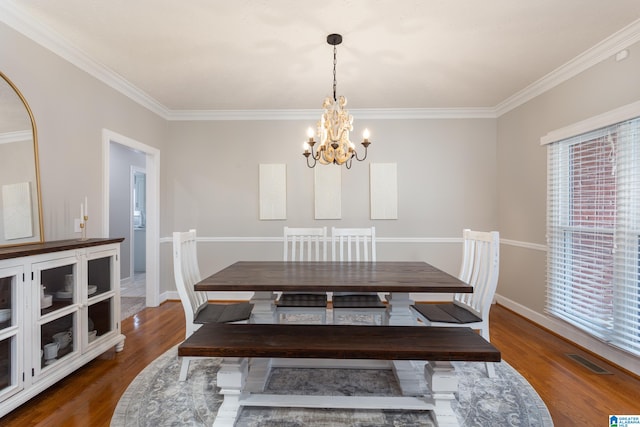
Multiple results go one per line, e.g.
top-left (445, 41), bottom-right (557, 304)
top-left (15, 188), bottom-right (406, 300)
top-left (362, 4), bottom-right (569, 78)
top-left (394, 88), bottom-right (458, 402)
top-left (567, 354), bottom-right (612, 374)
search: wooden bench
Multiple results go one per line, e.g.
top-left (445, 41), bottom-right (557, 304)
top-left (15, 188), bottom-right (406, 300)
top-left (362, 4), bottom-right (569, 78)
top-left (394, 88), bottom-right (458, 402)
top-left (179, 323), bottom-right (500, 427)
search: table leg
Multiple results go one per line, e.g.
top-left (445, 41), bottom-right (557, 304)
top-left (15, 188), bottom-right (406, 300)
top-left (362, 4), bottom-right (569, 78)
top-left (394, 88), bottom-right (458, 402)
top-left (249, 291), bottom-right (277, 323)
top-left (213, 357), bottom-right (248, 427)
top-left (387, 292), bottom-right (417, 326)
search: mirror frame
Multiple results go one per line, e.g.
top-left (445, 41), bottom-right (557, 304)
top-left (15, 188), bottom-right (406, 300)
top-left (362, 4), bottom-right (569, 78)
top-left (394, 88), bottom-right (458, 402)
top-left (0, 71), bottom-right (44, 248)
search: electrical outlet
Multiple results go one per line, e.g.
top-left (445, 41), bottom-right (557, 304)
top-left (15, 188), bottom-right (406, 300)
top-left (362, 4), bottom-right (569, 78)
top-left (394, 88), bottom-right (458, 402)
top-left (74, 218), bottom-right (82, 232)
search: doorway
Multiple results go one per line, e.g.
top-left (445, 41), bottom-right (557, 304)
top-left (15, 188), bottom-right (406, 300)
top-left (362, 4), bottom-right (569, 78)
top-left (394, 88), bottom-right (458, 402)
top-left (102, 129), bottom-right (160, 310)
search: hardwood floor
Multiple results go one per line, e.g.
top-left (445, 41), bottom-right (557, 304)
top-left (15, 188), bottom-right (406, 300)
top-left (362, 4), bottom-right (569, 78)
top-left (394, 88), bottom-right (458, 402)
top-left (1, 302), bottom-right (639, 426)
top-left (1, 302), bottom-right (185, 427)
top-left (490, 305), bottom-right (640, 426)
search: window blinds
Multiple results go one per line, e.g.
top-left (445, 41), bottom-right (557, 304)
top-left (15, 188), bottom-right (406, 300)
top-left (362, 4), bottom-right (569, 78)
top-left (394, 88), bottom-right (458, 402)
top-left (546, 117), bottom-right (640, 356)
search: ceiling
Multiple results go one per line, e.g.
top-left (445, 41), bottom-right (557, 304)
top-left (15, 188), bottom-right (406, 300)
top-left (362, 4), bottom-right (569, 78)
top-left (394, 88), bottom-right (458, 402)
top-left (3, 0), bottom-right (640, 116)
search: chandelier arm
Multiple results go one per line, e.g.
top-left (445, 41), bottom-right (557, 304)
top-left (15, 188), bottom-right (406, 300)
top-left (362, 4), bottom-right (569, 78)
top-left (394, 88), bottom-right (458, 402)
top-left (304, 153), bottom-right (317, 168)
top-left (352, 145), bottom-right (369, 162)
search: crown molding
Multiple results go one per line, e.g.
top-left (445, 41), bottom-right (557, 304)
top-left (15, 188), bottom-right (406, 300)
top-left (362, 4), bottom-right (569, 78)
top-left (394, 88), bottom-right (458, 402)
top-left (495, 18), bottom-right (640, 117)
top-left (0, 2), bottom-right (170, 118)
top-left (3, 3), bottom-right (639, 121)
top-left (164, 107), bottom-right (498, 121)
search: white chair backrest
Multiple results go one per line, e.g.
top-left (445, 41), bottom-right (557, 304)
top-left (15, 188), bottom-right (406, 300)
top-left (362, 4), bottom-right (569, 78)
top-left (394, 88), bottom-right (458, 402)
top-left (283, 226), bottom-right (327, 261)
top-left (331, 227), bottom-right (376, 262)
top-left (454, 229), bottom-right (500, 320)
top-left (173, 229), bottom-right (206, 338)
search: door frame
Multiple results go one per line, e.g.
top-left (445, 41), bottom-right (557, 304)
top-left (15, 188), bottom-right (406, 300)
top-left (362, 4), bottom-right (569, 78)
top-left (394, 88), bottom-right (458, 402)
top-left (130, 165), bottom-right (146, 279)
top-left (102, 129), bottom-right (160, 307)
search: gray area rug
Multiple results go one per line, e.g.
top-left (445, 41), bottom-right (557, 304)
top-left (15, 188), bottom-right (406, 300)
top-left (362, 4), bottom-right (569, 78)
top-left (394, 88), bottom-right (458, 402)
top-left (111, 345), bottom-right (553, 426)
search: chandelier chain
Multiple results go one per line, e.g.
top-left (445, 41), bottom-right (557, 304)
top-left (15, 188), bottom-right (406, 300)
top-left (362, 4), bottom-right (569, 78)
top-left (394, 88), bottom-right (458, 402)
top-left (333, 44), bottom-right (337, 101)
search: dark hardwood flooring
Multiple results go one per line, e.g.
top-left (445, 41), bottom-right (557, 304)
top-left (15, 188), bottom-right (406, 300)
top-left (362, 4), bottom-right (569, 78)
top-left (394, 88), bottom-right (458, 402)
top-left (1, 301), bottom-right (639, 426)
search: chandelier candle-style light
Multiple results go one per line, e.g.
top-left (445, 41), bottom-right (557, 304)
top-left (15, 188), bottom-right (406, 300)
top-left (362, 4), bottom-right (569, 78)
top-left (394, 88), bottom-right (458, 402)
top-left (303, 34), bottom-right (371, 169)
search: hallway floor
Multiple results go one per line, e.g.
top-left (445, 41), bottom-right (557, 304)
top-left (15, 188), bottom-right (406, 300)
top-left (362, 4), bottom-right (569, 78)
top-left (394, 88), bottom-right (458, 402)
top-left (121, 273), bottom-right (146, 297)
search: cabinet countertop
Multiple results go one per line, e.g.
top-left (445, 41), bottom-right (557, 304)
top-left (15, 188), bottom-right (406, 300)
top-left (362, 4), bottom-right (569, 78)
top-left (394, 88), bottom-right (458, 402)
top-left (0, 238), bottom-right (125, 261)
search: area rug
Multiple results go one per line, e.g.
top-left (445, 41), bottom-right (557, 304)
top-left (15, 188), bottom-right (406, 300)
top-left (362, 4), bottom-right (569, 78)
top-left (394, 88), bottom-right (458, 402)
top-left (111, 345), bottom-right (553, 427)
top-left (120, 297), bottom-right (146, 320)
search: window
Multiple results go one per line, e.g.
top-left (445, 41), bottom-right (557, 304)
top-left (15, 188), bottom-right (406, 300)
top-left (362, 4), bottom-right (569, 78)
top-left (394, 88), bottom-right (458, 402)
top-left (545, 114), bottom-right (640, 356)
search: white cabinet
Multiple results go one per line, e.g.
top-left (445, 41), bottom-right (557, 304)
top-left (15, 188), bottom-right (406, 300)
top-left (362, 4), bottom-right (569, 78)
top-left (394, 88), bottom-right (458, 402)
top-left (0, 238), bottom-right (124, 417)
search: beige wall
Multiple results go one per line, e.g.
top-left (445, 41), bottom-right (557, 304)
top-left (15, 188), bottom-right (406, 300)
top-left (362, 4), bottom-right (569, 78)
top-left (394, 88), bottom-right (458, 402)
top-left (1, 23), bottom-right (168, 241)
top-left (163, 119), bottom-right (497, 237)
top-left (496, 41), bottom-right (640, 314)
top-left (160, 118), bottom-right (497, 293)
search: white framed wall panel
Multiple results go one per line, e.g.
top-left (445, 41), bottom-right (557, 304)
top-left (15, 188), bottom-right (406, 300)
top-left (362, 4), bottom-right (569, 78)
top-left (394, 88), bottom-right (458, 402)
top-left (370, 163), bottom-right (398, 219)
top-left (314, 165), bottom-right (341, 219)
top-left (259, 164), bottom-right (287, 220)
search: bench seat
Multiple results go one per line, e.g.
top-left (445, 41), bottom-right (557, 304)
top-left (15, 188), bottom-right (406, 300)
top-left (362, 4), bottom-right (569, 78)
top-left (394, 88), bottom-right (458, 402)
top-left (178, 323), bottom-right (500, 362)
top-left (179, 323), bottom-right (500, 427)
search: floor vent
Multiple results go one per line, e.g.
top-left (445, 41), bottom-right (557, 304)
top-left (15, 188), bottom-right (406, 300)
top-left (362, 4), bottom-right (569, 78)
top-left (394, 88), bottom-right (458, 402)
top-left (567, 354), bottom-right (612, 374)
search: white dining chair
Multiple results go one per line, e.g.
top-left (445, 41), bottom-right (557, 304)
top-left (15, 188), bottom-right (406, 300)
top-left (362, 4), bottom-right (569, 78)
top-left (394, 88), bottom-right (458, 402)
top-left (275, 226), bottom-right (329, 323)
top-left (411, 229), bottom-right (500, 377)
top-left (331, 226), bottom-right (388, 325)
top-left (173, 229), bottom-right (253, 381)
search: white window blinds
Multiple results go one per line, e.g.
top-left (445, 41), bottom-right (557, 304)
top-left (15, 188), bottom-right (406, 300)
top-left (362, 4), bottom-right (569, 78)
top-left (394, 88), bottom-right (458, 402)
top-left (546, 116), bottom-right (640, 356)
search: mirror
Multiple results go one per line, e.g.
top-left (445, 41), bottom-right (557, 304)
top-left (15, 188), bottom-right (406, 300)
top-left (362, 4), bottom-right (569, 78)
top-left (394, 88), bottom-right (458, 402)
top-left (0, 71), bottom-right (44, 247)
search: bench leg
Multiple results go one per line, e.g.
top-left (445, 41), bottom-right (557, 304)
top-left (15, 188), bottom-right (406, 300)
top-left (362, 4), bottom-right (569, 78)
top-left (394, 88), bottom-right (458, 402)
top-left (213, 357), bottom-right (248, 427)
top-left (424, 361), bottom-right (459, 427)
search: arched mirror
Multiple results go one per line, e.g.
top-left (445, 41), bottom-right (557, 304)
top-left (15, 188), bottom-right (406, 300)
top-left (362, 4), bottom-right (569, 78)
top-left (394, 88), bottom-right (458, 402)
top-left (0, 71), bottom-right (44, 247)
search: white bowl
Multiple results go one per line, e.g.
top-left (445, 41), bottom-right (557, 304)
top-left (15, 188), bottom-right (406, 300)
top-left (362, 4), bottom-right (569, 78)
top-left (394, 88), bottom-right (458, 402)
top-left (0, 309), bottom-right (10, 323)
top-left (88, 330), bottom-right (97, 343)
top-left (41, 294), bottom-right (53, 309)
top-left (52, 331), bottom-right (72, 349)
top-left (55, 291), bottom-right (73, 299)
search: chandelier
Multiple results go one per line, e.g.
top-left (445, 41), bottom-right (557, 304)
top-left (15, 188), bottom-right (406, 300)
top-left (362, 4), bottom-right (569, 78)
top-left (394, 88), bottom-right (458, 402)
top-left (303, 34), bottom-right (371, 169)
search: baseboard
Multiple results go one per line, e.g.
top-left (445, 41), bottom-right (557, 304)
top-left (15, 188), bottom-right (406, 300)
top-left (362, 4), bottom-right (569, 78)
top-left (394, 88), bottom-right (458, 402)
top-left (494, 294), bottom-right (640, 377)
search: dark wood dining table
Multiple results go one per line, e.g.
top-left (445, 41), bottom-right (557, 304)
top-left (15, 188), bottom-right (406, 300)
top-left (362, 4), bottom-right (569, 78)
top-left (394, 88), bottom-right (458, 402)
top-left (195, 260), bottom-right (471, 324)
top-left (192, 261), bottom-right (478, 426)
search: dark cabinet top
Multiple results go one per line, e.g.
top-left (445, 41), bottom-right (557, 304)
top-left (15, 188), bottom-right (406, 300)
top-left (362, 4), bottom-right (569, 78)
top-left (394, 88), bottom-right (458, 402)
top-left (0, 238), bottom-right (124, 261)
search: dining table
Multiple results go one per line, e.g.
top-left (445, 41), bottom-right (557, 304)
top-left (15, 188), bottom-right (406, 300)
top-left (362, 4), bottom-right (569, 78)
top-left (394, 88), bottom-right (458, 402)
top-left (191, 260), bottom-right (485, 426)
top-left (194, 260), bottom-right (472, 325)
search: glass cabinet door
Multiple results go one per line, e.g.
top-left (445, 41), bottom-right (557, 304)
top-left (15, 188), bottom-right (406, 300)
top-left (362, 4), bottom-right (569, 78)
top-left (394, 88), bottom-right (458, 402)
top-left (0, 265), bottom-right (23, 401)
top-left (34, 256), bottom-right (79, 373)
top-left (87, 254), bottom-right (113, 299)
top-left (85, 249), bottom-right (118, 347)
top-left (38, 257), bottom-right (78, 316)
top-left (40, 313), bottom-right (76, 368)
